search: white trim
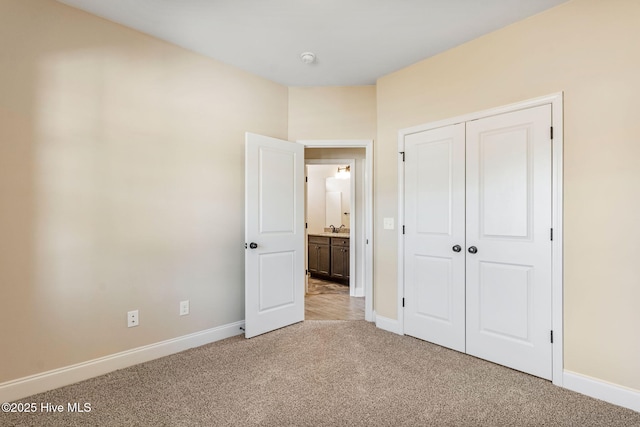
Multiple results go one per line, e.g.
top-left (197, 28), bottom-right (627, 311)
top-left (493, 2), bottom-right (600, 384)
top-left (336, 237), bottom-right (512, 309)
top-left (299, 140), bottom-right (374, 322)
top-left (399, 93), bottom-right (564, 137)
top-left (397, 93), bottom-right (564, 384)
top-left (375, 314), bottom-right (403, 335)
top-left (0, 321), bottom-right (244, 403)
top-left (397, 134), bottom-right (406, 334)
top-left (563, 371), bottom-right (640, 413)
top-left (551, 98), bottom-right (564, 387)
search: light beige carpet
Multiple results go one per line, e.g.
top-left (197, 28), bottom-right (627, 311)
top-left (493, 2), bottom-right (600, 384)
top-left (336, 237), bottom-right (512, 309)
top-left (3, 321), bottom-right (639, 426)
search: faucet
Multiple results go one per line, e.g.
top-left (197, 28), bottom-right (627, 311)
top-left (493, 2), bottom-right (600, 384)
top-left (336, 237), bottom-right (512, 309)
top-left (329, 225), bottom-right (336, 233)
top-left (338, 225), bottom-right (346, 232)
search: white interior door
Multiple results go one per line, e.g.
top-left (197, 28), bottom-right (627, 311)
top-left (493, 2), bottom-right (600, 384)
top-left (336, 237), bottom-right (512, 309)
top-left (245, 133), bottom-right (305, 338)
top-left (465, 105), bottom-right (552, 379)
top-left (404, 124), bottom-right (466, 352)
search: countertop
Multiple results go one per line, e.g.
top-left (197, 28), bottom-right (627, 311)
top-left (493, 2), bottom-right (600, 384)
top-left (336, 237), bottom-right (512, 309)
top-left (308, 232), bottom-right (350, 238)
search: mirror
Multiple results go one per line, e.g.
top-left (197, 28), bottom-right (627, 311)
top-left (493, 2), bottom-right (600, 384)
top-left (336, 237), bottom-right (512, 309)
top-left (325, 191), bottom-right (342, 227)
top-left (325, 176), bottom-right (350, 227)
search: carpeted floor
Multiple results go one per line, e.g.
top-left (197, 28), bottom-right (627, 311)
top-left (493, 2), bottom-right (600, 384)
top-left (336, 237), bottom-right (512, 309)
top-left (3, 321), bottom-right (639, 426)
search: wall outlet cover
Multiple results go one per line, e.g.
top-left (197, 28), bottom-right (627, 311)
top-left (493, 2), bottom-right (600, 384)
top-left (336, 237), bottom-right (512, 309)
top-left (180, 300), bottom-right (190, 316)
top-left (127, 310), bottom-right (139, 328)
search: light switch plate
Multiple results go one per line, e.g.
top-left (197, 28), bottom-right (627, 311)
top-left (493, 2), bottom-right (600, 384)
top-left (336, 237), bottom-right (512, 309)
top-left (383, 217), bottom-right (395, 230)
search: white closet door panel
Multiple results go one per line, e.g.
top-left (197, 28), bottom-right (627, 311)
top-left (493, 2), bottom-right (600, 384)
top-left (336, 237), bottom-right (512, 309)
top-left (466, 105), bottom-right (552, 380)
top-left (414, 255), bottom-right (453, 321)
top-left (404, 124), bottom-right (466, 352)
top-left (480, 128), bottom-right (530, 238)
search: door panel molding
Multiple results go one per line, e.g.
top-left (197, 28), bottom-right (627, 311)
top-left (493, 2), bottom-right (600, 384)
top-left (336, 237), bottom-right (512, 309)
top-left (398, 93), bottom-right (564, 385)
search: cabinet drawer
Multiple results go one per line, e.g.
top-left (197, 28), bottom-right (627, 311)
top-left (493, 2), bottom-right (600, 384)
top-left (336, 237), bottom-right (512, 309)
top-left (331, 237), bottom-right (350, 247)
top-left (309, 236), bottom-right (330, 245)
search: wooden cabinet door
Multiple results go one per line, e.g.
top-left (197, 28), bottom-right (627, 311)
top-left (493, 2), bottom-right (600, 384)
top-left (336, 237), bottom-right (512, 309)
top-left (343, 247), bottom-right (350, 279)
top-left (308, 245), bottom-right (319, 273)
top-left (331, 245), bottom-right (347, 279)
top-left (317, 244), bottom-right (330, 275)
top-left (330, 237), bottom-right (350, 280)
top-left (309, 237), bottom-right (330, 277)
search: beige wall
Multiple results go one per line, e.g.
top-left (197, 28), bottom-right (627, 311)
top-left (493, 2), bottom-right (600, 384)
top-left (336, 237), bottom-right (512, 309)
top-left (290, 86), bottom-right (375, 301)
top-left (0, 0), bottom-right (288, 383)
top-left (376, 0), bottom-right (640, 391)
top-left (288, 86), bottom-right (376, 141)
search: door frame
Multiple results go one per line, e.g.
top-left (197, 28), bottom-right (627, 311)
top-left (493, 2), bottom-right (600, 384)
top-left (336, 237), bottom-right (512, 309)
top-left (305, 160), bottom-right (357, 295)
top-left (299, 140), bottom-right (374, 322)
top-left (396, 93), bottom-right (564, 386)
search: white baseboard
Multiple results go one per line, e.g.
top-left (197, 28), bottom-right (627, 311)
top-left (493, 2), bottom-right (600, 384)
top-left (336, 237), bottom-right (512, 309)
top-left (0, 321), bottom-right (245, 403)
top-left (375, 314), bottom-right (403, 335)
top-left (563, 370), bottom-right (640, 413)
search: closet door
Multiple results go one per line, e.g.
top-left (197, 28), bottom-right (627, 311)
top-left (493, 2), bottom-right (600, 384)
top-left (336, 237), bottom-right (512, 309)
top-left (465, 105), bottom-right (553, 379)
top-left (404, 124), bottom-right (466, 352)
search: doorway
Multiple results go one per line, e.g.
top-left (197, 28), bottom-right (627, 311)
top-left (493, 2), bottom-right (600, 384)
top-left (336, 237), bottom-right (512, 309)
top-left (305, 161), bottom-right (363, 320)
top-left (301, 141), bottom-right (374, 322)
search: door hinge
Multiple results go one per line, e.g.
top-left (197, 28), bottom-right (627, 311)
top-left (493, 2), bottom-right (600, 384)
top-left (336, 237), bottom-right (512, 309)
top-left (550, 330), bottom-right (554, 344)
top-left (305, 176), bottom-right (308, 182)
top-left (399, 151), bottom-right (405, 162)
top-left (402, 298), bottom-right (405, 308)
top-left (402, 225), bottom-right (405, 235)
top-left (305, 222), bottom-right (308, 229)
top-left (550, 228), bottom-right (553, 241)
top-left (366, 239), bottom-right (369, 244)
top-left (550, 126), bottom-right (554, 140)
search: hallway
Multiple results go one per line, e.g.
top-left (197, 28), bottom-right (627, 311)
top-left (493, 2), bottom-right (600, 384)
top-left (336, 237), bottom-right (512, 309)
top-left (305, 277), bottom-right (364, 320)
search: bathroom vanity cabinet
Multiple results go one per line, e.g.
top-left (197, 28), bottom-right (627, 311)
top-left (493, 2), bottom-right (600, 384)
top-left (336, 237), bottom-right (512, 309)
top-left (308, 234), bottom-right (350, 283)
top-left (308, 236), bottom-right (330, 276)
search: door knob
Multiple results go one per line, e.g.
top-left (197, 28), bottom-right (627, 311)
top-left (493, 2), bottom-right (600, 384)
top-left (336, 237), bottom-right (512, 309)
top-left (249, 242), bottom-right (258, 249)
top-left (468, 246), bottom-right (478, 254)
top-left (452, 245), bottom-right (462, 253)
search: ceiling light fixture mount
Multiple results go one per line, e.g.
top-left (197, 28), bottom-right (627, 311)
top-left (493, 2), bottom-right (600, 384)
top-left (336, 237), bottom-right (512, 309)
top-left (300, 52), bottom-right (316, 64)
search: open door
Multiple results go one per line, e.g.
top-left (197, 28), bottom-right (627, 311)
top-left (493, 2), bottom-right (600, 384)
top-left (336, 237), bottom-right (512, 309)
top-left (245, 133), bottom-right (305, 338)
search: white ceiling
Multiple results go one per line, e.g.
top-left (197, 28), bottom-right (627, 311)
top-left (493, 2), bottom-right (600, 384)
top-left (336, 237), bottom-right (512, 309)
top-left (57, 0), bottom-right (569, 86)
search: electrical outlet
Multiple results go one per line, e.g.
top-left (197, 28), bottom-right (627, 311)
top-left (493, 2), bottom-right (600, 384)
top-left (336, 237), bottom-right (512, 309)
top-left (180, 300), bottom-right (189, 316)
top-left (127, 310), bottom-right (139, 327)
